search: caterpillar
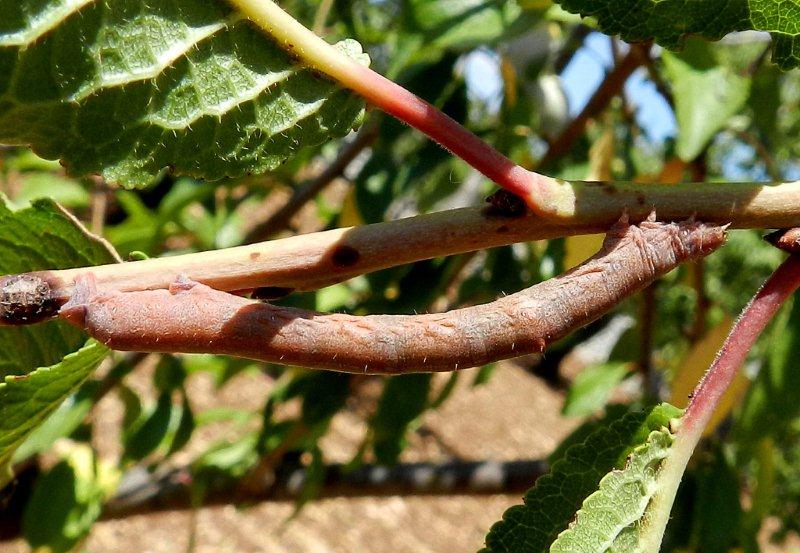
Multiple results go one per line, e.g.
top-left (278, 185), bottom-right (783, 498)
top-left (59, 217), bottom-right (725, 374)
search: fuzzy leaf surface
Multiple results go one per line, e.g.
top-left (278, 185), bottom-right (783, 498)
top-left (483, 403), bottom-right (682, 553)
top-left (0, 0), bottom-right (369, 187)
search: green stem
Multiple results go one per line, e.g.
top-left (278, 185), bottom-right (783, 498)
top-left (227, 0), bottom-right (800, 224)
top-left (225, 0), bottom-right (557, 213)
top-left (545, 179), bottom-right (800, 226)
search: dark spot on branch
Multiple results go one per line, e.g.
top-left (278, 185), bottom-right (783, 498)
top-left (0, 274), bottom-right (60, 324)
top-left (251, 286), bottom-right (295, 301)
top-left (331, 245), bottom-right (361, 268)
top-left (496, 225), bottom-right (510, 234)
top-left (249, 252), bottom-right (261, 261)
top-left (484, 190), bottom-right (527, 218)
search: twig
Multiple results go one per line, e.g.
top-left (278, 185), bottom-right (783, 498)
top-left (243, 124), bottom-right (378, 243)
top-left (95, 459), bottom-right (549, 520)
top-left (57, 219), bottom-right (724, 374)
top-left (3, 176), bottom-right (800, 324)
top-left (553, 25), bottom-right (592, 74)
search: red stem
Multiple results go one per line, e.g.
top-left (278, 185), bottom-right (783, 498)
top-left (347, 64), bottom-right (555, 209)
top-left (683, 255), bottom-right (800, 432)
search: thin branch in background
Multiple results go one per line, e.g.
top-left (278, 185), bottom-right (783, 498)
top-left (736, 129), bottom-right (782, 181)
top-left (687, 260), bottom-right (709, 341)
top-left (57, 220), bottom-right (725, 374)
top-left (312, 0), bottom-right (334, 35)
top-left (244, 124), bottom-right (379, 243)
top-left (538, 45), bottom-right (647, 169)
top-left (88, 176), bottom-right (109, 236)
top-left (553, 25), bottom-right (592, 75)
top-left (95, 459), bottom-right (549, 521)
top-left (638, 282), bottom-right (658, 398)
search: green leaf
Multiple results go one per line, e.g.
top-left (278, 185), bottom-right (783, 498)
top-left (663, 40), bottom-right (753, 161)
top-left (407, 0), bottom-right (525, 50)
top-left (0, 0), bottom-right (369, 187)
top-left (0, 341), bottom-right (108, 485)
top-left (562, 362), bottom-right (630, 417)
top-left (22, 444), bottom-right (117, 552)
top-left (554, 0), bottom-right (800, 70)
top-left (123, 392), bottom-right (173, 462)
top-left (549, 420), bottom-right (677, 551)
top-left (370, 374), bottom-right (431, 465)
top-left (0, 199), bottom-right (118, 377)
top-left (483, 403), bottom-right (682, 552)
top-left (0, 198), bottom-right (117, 483)
top-left (11, 380), bottom-right (97, 465)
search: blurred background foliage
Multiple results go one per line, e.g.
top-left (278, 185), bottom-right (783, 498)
top-left (2, 0), bottom-right (800, 551)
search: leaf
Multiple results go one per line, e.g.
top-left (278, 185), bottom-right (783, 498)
top-left (554, 0), bottom-right (800, 70)
top-left (0, 0), bottom-right (369, 187)
top-left (22, 444), bottom-right (118, 552)
top-left (562, 362), bottom-right (630, 417)
top-left (0, 341), bottom-right (108, 486)
top-left (370, 374), bottom-right (431, 465)
top-left (549, 421), bottom-right (676, 551)
top-left (407, 0), bottom-right (525, 51)
top-left (123, 392), bottom-right (173, 462)
top-left (662, 40), bottom-right (753, 161)
top-left (0, 198), bottom-right (117, 482)
top-left (0, 199), bottom-right (118, 378)
top-left (11, 380), bottom-right (97, 465)
top-left (483, 403), bottom-right (682, 552)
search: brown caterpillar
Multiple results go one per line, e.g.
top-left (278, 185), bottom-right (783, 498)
top-left (59, 218), bottom-right (725, 374)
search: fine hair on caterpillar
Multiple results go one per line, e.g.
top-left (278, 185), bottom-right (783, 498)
top-left (59, 218), bottom-right (726, 374)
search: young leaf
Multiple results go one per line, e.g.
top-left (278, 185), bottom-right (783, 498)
top-left (483, 403), bottom-right (682, 553)
top-left (0, 0), bottom-right (369, 187)
top-left (549, 418), bottom-right (676, 551)
top-left (554, 0), bottom-right (800, 70)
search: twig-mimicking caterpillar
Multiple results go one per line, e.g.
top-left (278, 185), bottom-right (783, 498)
top-left (60, 217), bottom-right (725, 374)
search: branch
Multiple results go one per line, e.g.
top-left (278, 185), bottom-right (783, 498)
top-left (56, 219), bottom-right (724, 374)
top-left (4, 177), bottom-right (800, 326)
top-left (85, 459), bottom-right (547, 521)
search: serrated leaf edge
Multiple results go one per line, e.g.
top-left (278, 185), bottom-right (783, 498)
top-left (550, 423), bottom-right (677, 552)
